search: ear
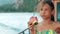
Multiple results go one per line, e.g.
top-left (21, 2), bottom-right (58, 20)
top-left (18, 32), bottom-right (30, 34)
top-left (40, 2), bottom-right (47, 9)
top-left (51, 10), bottom-right (55, 16)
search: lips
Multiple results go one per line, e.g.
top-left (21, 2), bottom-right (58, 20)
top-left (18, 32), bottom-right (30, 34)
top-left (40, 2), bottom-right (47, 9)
top-left (41, 15), bottom-right (46, 17)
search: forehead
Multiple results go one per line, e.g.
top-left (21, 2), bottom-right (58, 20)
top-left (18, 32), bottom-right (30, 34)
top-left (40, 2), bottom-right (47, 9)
top-left (40, 4), bottom-right (51, 9)
top-left (37, 3), bottom-right (51, 11)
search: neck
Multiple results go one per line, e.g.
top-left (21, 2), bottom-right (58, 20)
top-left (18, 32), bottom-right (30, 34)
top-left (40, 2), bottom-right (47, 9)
top-left (42, 18), bottom-right (53, 25)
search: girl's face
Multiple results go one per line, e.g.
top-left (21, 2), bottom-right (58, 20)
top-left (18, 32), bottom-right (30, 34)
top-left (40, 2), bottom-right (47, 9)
top-left (40, 4), bottom-right (52, 20)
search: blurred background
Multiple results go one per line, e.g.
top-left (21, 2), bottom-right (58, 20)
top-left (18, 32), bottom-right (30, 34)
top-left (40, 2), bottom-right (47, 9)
top-left (0, 0), bottom-right (43, 34)
top-left (0, 0), bottom-right (60, 34)
top-left (57, 2), bottom-right (60, 21)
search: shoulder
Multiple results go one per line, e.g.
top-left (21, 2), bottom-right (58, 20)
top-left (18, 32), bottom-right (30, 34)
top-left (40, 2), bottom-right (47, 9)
top-left (54, 22), bottom-right (60, 27)
top-left (54, 22), bottom-right (60, 32)
top-left (53, 22), bottom-right (60, 29)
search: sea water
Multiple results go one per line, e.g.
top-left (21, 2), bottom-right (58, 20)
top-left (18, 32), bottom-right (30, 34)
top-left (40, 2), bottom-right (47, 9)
top-left (0, 12), bottom-right (43, 34)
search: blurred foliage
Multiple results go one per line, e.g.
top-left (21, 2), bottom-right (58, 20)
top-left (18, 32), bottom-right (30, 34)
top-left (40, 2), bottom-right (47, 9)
top-left (0, 0), bottom-right (39, 12)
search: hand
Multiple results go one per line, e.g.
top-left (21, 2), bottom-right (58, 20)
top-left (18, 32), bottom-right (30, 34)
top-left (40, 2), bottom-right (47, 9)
top-left (55, 27), bottom-right (60, 34)
top-left (28, 16), bottom-right (38, 31)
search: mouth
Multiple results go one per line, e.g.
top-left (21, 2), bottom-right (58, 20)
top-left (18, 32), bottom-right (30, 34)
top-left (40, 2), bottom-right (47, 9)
top-left (41, 15), bottom-right (46, 17)
top-left (41, 15), bottom-right (46, 18)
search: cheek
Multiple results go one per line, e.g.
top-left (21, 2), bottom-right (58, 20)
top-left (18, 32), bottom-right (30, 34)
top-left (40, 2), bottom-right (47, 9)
top-left (39, 11), bottom-right (44, 15)
top-left (44, 9), bottom-right (51, 15)
top-left (40, 11), bottom-right (50, 15)
top-left (45, 12), bottom-right (51, 17)
top-left (46, 12), bottom-right (50, 15)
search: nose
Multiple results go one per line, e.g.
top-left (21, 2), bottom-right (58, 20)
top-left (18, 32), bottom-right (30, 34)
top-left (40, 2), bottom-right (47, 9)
top-left (41, 10), bottom-right (45, 15)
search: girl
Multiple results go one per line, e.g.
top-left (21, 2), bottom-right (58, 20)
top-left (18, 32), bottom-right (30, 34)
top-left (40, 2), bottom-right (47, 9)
top-left (28, 1), bottom-right (60, 34)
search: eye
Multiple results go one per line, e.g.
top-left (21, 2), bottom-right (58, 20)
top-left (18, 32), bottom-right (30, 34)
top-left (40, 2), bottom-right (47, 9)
top-left (45, 9), bottom-right (48, 11)
top-left (40, 8), bottom-right (43, 11)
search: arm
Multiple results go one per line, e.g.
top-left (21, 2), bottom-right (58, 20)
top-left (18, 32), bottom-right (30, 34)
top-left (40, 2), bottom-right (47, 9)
top-left (30, 29), bottom-right (36, 34)
top-left (55, 22), bottom-right (60, 34)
